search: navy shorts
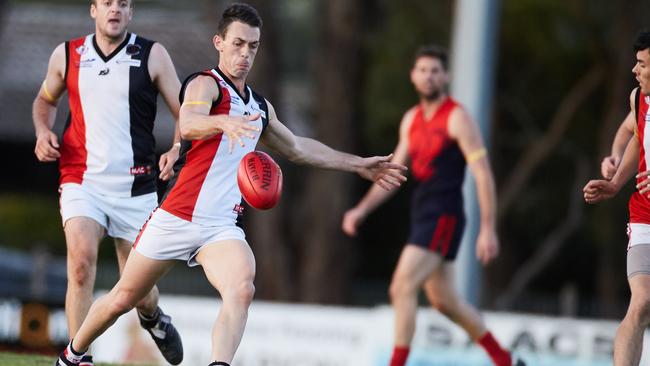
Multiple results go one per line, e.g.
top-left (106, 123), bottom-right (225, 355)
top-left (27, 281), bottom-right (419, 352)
top-left (408, 211), bottom-right (466, 261)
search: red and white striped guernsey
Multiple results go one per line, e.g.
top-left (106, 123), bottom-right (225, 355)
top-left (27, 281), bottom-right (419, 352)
top-left (60, 33), bottom-right (159, 197)
top-left (160, 68), bottom-right (269, 226)
top-left (630, 88), bottom-right (650, 223)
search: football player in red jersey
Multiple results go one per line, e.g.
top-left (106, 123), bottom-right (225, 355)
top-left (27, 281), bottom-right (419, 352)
top-left (343, 45), bottom-right (523, 366)
top-left (584, 30), bottom-right (650, 366)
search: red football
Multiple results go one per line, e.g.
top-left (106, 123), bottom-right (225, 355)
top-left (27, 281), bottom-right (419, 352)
top-left (237, 151), bottom-right (283, 210)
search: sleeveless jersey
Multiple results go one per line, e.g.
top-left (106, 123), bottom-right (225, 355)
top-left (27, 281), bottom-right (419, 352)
top-left (408, 97), bottom-right (466, 212)
top-left (160, 68), bottom-right (269, 226)
top-left (630, 89), bottom-right (650, 223)
top-left (60, 33), bottom-right (158, 197)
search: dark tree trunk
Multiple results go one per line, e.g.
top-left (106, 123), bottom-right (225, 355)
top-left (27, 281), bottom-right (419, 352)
top-left (296, 0), bottom-right (368, 303)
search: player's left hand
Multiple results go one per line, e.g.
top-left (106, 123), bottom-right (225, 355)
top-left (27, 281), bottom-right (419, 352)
top-left (356, 154), bottom-right (408, 190)
top-left (583, 179), bottom-right (619, 203)
top-left (476, 227), bottom-right (499, 265)
top-left (159, 143), bottom-right (180, 181)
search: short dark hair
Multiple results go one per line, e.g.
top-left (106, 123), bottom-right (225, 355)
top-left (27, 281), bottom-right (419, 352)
top-left (634, 30), bottom-right (650, 53)
top-left (217, 3), bottom-right (263, 37)
top-left (413, 45), bottom-right (448, 70)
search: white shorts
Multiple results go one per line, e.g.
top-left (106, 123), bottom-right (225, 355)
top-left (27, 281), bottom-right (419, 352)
top-left (133, 208), bottom-right (247, 267)
top-left (59, 183), bottom-right (158, 243)
top-left (628, 223), bottom-right (650, 248)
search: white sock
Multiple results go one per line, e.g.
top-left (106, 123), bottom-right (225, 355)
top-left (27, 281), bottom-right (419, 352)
top-left (63, 340), bottom-right (85, 363)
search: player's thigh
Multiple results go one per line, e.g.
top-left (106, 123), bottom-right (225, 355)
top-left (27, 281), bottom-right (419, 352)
top-left (195, 239), bottom-right (256, 293)
top-left (391, 244), bottom-right (442, 289)
top-left (64, 217), bottom-right (105, 265)
top-left (114, 238), bottom-right (133, 275)
top-left (113, 249), bottom-right (174, 301)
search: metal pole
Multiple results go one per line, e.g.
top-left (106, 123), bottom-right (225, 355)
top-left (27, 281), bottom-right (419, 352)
top-left (449, 0), bottom-right (500, 305)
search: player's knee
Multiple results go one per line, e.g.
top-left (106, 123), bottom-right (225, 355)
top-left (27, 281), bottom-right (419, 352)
top-left (628, 297), bottom-right (650, 325)
top-left (68, 256), bottom-right (96, 288)
top-left (108, 288), bottom-right (139, 316)
top-left (389, 278), bottom-right (413, 302)
top-left (225, 280), bottom-right (255, 307)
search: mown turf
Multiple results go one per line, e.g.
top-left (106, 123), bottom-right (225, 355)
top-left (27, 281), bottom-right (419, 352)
top-left (0, 351), bottom-right (154, 366)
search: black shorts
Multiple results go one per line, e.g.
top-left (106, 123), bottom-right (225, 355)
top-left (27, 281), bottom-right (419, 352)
top-left (408, 211), bottom-right (465, 261)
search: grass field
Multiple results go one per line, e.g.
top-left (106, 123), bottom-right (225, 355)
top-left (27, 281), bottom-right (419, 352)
top-left (0, 352), bottom-right (153, 366)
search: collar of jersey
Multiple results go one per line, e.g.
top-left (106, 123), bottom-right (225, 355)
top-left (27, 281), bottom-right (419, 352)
top-left (92, 33), bottom-right (131, 63)
top-left (215, 67), bottom-right (250, 104)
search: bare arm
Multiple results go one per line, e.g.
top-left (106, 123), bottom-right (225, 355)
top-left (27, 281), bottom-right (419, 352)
top-left (585, 89), bottom-right (641, 202)
top-left (448, 107), bottom-right (499, 265)
top-left (33, 43), bottom-right (66, 162)
top-left (149, 43), bottom-right (182, 180)
top-left (601, 110), bottom-right (635, 179)
top-left (341, 108), bottom-right (415, 236)
top-left (260, 100), bottom-right (407, 189)
top-left (178, 75), bottom-right (260, 150)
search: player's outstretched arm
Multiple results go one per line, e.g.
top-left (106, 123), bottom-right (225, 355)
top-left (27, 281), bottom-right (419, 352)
top-left (33, 43), bottom-right (66, 162)
top-left (601, 110), bottom-right (635, 180)
top-left (150, 43), bottom-right (182, 180)
top-left (341, 109), bottom-right (414, 237)
top-left (178, 75), bottom-right (260, 151)
top-left (260, 100), bottom-right (408, 192)
top-left (449, 107), bottom-right (498, 265)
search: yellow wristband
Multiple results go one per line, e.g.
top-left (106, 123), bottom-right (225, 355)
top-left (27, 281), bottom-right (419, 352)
top-left (42, 80), bottom-right (56, 102)
top-left (183, 100), bottom-right (210, 106)
top-left (466, 148), bottom-right (487, 164)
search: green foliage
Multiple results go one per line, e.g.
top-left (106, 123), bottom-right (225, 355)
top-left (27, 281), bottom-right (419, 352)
top-left (363, 1), bottom-right (453, 153)
top-left (0, 194), bottom-right (65, 254)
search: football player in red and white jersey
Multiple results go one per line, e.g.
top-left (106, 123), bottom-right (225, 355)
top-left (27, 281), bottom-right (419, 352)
top-left (54, 3), bottom-right (408, 366)
top-left (584, 30), bottom-right (650, 365)
top-left (33, 1), bottom-right (183, 365)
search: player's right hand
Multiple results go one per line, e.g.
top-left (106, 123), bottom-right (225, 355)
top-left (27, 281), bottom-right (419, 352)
top-left (217, 113), bottom-right (261, 153)
top-left (600, 155), bottom-right (620, 180)
top-left (583, 179), bottom-right (619, 203)
top-left (342, 207), bottom-right (365, 237)
top-left (34, 130), bottom-right (60, 162)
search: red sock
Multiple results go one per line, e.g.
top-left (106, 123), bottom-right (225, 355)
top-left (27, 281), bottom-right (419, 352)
top-left (477, 332), bottom-right (512, 366)
top-left (389, 346), bottom-right (410, 366)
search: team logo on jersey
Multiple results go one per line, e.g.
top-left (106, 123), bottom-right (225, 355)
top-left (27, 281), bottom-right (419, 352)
top-left (98, 68), bottom-right (110, 76)
top-left (79, 58), bottom-right (96, 68)
top-left (75, 45), bottom-right (88, 55)
top-left (126, 44), bottom-right (141, 56)
top-left (232, 204), bottom-right (245, 216)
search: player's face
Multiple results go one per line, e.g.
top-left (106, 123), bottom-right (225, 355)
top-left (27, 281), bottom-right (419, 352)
top-left (633, 48), bottom-right (650, 96)
top-left (214, 21), bottom-right (261, 80)
top-left (410, 56), bottom-right (448, 101)
top-left (91, 0), bottom-right (132, 40)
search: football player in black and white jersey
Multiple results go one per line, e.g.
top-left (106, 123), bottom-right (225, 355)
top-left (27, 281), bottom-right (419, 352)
top-left (33, 1), bottom-right (183, 365)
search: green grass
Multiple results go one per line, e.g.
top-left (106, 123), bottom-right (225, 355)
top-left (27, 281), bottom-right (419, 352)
top-left (0, 351), bottom-right (153, 366)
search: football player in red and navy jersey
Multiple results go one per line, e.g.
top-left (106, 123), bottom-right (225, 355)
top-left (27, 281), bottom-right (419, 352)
top-left (54, 3), bottom-right (408, 366)
top-left (342, 46), bottom-right (523, 366)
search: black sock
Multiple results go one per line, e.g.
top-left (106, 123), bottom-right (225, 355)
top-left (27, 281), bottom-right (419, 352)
top-left (208, 362), bottom-right (230, 366)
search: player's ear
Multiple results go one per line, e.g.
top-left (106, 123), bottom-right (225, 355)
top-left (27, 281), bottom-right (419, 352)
top-left (213, 34), bottom-right (224, 53)
top-left (90, 2), bottom-right (97, 19)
